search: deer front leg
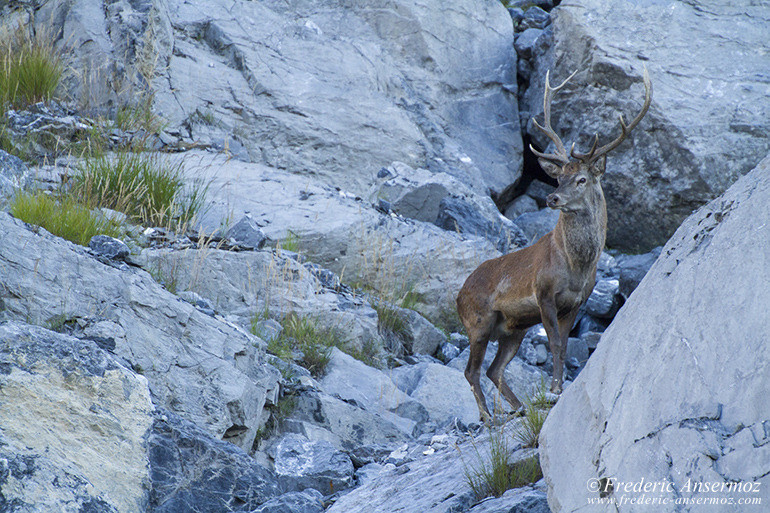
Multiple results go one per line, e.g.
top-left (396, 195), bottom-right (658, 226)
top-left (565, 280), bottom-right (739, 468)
top-left (554, 309), bottom-right (580, 393)
top-left (538, 298), bottom-right (564, 394)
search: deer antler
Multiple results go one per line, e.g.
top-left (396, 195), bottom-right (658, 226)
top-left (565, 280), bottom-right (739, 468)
top-left (529, 69), bottom-right (579, 166)
top-left (572, 66), bottom-right (653, 163)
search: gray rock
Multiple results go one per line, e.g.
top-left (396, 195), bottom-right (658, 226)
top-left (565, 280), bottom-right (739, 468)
top-left (390, 362), bottom-right (480, 425)
top-left (287, 391), bottom-right (411, 450)
top-left (525, 180), bottom-right (556, 208)
top-left (617, 247), bottom-right (662, 299)
top-left (89, 234), bottom-right (130, 260)
top-left (272, 434), bottom-right (354, 495)
top-left (40, 0), bottom-right (521, 196)
top-left (177, 290), bottom-right (216, 316)
top-left (251, 489), bottom-right (324, 513)
top-left (514, 208), bottom-right (560, 245)
top-left (520, 7), bottom-right (550, 31)
top-left (355, 463), bottom-right (385, 487)
top-left (467, 487), bottom-right (550, 513)
top-left (580, 332), bottom-right (602, 351)
top-left (0, 321), bottom-right (154, 513)
top-left (514, 28), bottom-right (544, 60)
top-left (0, 212), bottom-right (280, 452)
top-left (584, 278), bottom-right (620, 319)
top-left (449, 332), bottom-right (470, 350)
top-left (319, 348), bottom-right (418, 436)
top-left (523, 0), bottom-right (770, 252)
top-left (575, 315), bottom-right (608, 338)
top-left (0, 148), bottom-right (31, 202)
top-left (596, 251), bottom-right (619, 279)
top-left (148, 410), bottom-right (281, 512)
top-left (437, 342), bottom-right (461, 363)
top-left (565, 337), bottom-right (589, 369)
top-left (540, 155), bottom-right (770, 512)
top-left (436, 196), bottom-right (528, 253)
top-left (226, 214), bottom-right (267, 249)
top-left (401, 308), bottom-right (448, 356)
top-left (508, 8), bottom-right (526, 28)
top-left (504, 194), bottom-right (539, 221)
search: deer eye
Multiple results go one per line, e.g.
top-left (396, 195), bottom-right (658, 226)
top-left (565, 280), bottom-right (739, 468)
top-left (577, 177), bottom-right (587, 185)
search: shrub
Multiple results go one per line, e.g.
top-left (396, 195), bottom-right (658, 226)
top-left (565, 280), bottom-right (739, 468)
top-left (0, 25), bottom-right (62, 108)
top-left (10, 191), bottom-right (122, 246)
top-left (71, 152), bottom-right (206, 228)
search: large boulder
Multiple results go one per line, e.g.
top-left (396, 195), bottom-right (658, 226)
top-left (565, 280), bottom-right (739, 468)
top-left (38, 0), bottom-right (521, 195)
top-left (0, 212), bottom-right (279, 451)
top-left (0, 321), bottom-right (154, 513)
top-left (539, 155), bottom-right (770, 511)
top-left (0, 321), bottom-right (283, 513)
top-left (523, 0), bottom-right (770, 252)
top-left (318, 348), bottom-right (420, 435)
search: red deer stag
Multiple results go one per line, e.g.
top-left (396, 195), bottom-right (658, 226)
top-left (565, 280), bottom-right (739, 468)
top-left (456, 68), bottom-right (652, 421)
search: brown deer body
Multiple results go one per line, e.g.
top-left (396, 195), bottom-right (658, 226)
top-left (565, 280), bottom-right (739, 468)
top-left (457, 68), bottom-right (652, 421)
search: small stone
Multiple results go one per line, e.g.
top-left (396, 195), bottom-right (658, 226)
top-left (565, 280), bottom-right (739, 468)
top-left (273, 434), bottom-right (355, 495)
top-left (449, 333), bottom-right (469, 350)
top-left (226, 214), bottom-right (267, 250)
top-left (437, 342), bottom-right (460, 363)
top-left (585, 278), bottom-right (621, 318)
top-left (525, 180), bottom-right (556, 208)
top-left (576, 315), bottom-right (608, 337)
top-left (617, 247), bottom-right (662, 298)
top-left (580, 332), bottom-right (602, 351)
top-left (520, 6), bottom-right (550, 30)
top-left (88, 235), bottom-right (129, 260)
top-left (514, 28), bottom-right (544, 60)
top-left (504, 194), bottom-right (538, 220)
top-left (534, 344), bottom-right (548, 364)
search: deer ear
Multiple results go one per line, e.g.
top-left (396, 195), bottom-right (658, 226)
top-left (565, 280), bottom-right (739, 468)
top-left (538, 158), bottom-right (562, 179)
top-left (590, 156), bottom-right (607, 176)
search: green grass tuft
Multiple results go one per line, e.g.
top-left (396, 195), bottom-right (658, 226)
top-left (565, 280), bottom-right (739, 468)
top-left (255, 314), bottom-right (341, 377)
top-left (513, 380), bottom-right (553, 448)
top-left (463, 421), bottom-right (543, 500)
top-left (0, 26), bottom-right (62, 108)
top-left (71, 152), bottom-right (206, 228)
top-left (10, 191), bottom-right (122, 246)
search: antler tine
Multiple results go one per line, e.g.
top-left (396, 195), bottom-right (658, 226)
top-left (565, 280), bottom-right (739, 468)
top-left (583, 66), bottom-right (653, 163)
top-left (571, 133), bottom-right (599, 161)
top-left (530, 69), bottom-right (578, 165)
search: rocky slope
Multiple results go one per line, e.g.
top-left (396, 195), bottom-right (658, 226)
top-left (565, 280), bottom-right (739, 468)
top-left (1, 0), bottom-right (769, 511)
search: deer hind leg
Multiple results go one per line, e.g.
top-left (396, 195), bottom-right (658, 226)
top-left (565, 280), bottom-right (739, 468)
top-left (463, 321), bottom-right (493, 423)
top-left (486, 329), bottom-right (525, 414)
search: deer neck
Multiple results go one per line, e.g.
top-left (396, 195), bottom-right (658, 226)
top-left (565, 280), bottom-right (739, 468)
top-left (553, 189), bottom-right (607, 271)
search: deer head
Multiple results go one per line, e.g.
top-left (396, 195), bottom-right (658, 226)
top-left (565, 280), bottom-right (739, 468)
top-left (530, 67), bottom-right (653, 212)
